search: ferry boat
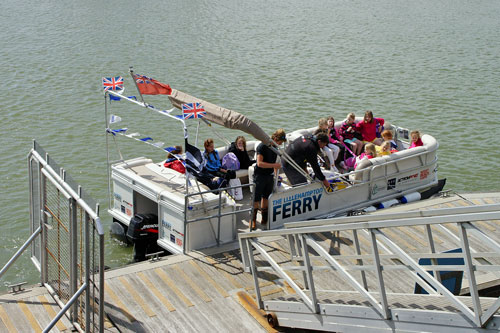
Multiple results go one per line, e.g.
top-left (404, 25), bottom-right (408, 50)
top-left (104, 72), bottom-right (443, 260)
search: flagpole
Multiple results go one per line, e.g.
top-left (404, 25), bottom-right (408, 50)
top-left (104, 92), bottom-right (113, 210)
top-left (129, 66), bottom-right (146, 105)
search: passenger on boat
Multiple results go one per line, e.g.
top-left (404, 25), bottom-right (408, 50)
top-left (314, 118), bottom-right (339, 172)
top-left (282, 132), bottom-right (331, 188)
top-left (355, 143), bottom-right (377, 169)
top-left (251, 129), bottom-right (287, 230)
top-left (377, 141), bottom-right (393, 156)
top-left (409, 130), bottom-right (424, 149)
top-left (227, 136), bottom-right (255, 169)
top-left (327, 116), bottom-right (346, 164)
top-left (203, 138), bottom-right (235, 179)
top-left (356, 110), bottom-right (384, 146)
top-left (339, 112), bottom-right (363, 156)
top-left (163, 145), bottom-right (186, 173)
top-left (381, 129), bottom-right (398, 150)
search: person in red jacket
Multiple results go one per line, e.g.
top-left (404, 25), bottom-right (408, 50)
top-left (409, 130), bottom-right (424, 148)
top-left (356, 110), bottom-right (384, 146)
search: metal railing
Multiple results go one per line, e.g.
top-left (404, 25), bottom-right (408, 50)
top-left (239, 204), bottom-right (500, 329)
top-left (0, 141), bottom-right (105, 332)
top-left (183, 181), bottom-right (255, 252)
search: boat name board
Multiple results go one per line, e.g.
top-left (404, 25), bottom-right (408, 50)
top-left (271, 188), bottom-right (324, 223)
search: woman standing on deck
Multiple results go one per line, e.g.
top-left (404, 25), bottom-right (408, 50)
top-left (251, 129), bottom-right (286, 230)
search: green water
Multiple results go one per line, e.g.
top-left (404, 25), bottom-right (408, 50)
top-left (1, 0), bottom-right (499, 288)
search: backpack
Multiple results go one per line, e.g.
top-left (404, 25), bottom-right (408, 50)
top-left (222, 152), bottom-right (240, 170)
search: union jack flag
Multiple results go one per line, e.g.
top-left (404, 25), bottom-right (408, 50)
top-left (102, 76), bottom-right (124, 91)
top-left (182, 103), bottom-right (206, 119)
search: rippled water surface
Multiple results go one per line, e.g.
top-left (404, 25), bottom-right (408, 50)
top-left (1, 0), bottom-right (499, 287)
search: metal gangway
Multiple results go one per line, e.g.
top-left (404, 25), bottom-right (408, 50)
top-left (239, 204), bottom-right (500, 332)
top-left (0, 141), bottom-right (105, 332)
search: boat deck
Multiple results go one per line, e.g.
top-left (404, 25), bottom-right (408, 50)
top-left (1, 191), bottom-right (499, 332)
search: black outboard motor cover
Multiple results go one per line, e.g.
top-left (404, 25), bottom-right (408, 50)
top-left (126, 213), bottom-right (158, 242)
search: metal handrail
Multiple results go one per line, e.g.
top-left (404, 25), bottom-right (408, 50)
top-left (239, 206), bottom-right (500, 239)
top-left (43, 283), bottom-right (87, 333)
top-left (182, 181), bottom-right (256, 252)
top-left (0, 226), bottom-right (41, 279)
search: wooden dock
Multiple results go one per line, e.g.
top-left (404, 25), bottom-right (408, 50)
top-left (1, 191), bottom-right (499, 332)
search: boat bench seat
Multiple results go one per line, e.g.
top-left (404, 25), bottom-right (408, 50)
top-left (217, 140), bottom-right (260, 183)
top-left (350, 134), bottom-right (436, 182)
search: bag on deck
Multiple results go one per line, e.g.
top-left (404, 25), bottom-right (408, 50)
top-left (222, 152), bottom-right (240, 171)
top-left (164, 159), bottom-right (186, 174)
top-left (228, 178), bottom-right (243, 200)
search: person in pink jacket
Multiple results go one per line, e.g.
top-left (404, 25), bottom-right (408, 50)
top-left (356, 110), bottom-right (384, 146)
top-left (409, 130), bottom-right (424, 148)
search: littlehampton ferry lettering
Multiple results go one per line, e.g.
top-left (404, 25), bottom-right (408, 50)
top-left (272, 188), bottom-right (323, 222)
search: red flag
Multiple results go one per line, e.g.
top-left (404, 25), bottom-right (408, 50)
top-left (133, 74), bottom-right (172, 95)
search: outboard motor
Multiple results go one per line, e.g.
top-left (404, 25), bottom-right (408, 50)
top-left (126, 213), bottom-right (161, 261)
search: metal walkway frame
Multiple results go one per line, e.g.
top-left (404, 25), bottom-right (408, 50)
top-left (239, 204), bottom-right (500, 332)
top-left (1, 141), bottom-right (105, 332)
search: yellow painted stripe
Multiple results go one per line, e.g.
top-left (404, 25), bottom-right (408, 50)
top-left (425, 225), bottom-right (444, 244)
top-left (104, 282), bottom-right (137, 322)
top-left (444, 223), bottom-right (459, 234)
top-left (477, 220), bottom-right (497, 232)
top-left (350, 232), bottom-right (382, 253)
top-left (137, 272), bottom-right (176, 312)
top-left (236, 291), bottom-right (278, 333)
top-left (172, 265), bottom-right (212, 303)
top-left (245, 280), bottom-right (273, 292)
top-left (315, 232), bottom-right (330, 242)
top-left (456, 199), bottom-right (470, 207)
top-left (338, 232), bottom-right (354, 246)
top-left (205, 256), bottom-right (244, 289)
top-left (190, 261), bottom-right (230, 298)
top-left (0, 304), bottom-right (18, 332)
top-left (270, 241), bottom-right (287, 253)
top-left (38, 295), bottom-right (67, 331)
top-left (484, 198), bottom-right (495, 204)
top-left (271, 242), bottom-right (307, 287)
top-left (17, 300), bottom-right (42, 333)
top-left (383, 228), bottom-right (417, 251)
top-left (314, 232), bottom-right (340, 255)
top-left (154, 268), bottom-right (194, 307)
top-left (118, 276), bottom-right (156, 317)
top-left (283, 281), bottom-right (297, 294)
top-left (400, 226), bottom-right (428, 247)
top-left (222, 252), bottom-right (255, 286)
top-left (85, 296), bottom-right (113, 328)
top-left (249, 287), bottom-right (283, 298)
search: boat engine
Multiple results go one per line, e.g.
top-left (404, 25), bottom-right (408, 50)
top-left (126, 213), bottom-right (162, 261)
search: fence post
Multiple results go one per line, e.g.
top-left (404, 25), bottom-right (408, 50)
top-left (70, 193), bottom-right (78, 323)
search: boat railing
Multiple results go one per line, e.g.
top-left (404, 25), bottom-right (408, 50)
top-left (238, 204), bottom-right (500, 329)
top-left (338, 146), bottom-right (438, 188)
top-left (182, 181), bottom-right (255, 253)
